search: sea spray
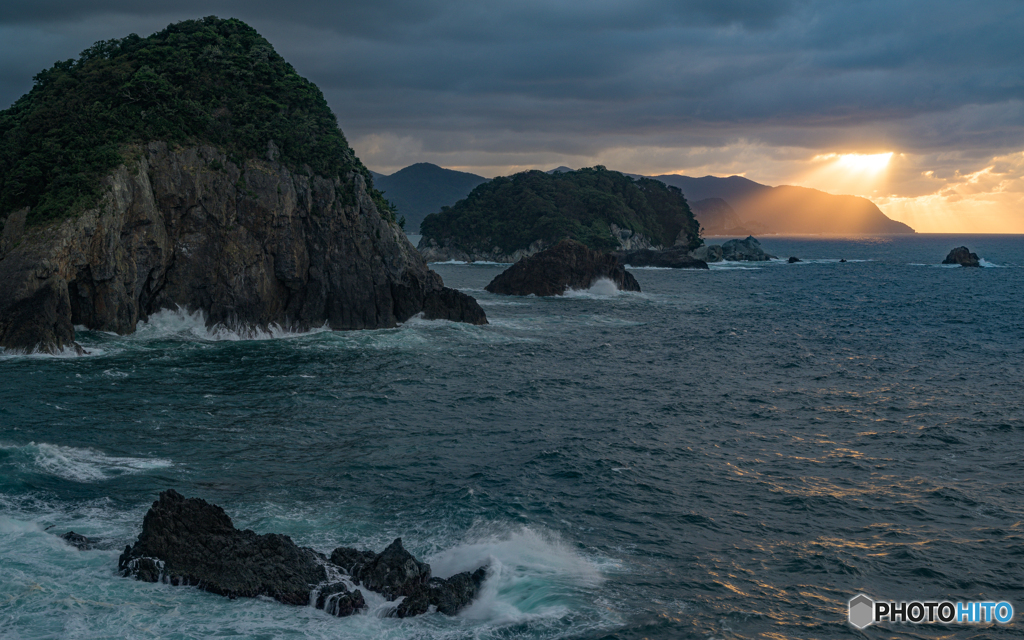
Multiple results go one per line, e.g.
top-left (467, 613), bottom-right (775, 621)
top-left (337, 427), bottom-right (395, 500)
top-left (1, 442), bottom-right (172, 483)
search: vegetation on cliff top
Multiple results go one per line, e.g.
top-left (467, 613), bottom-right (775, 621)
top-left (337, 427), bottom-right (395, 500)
top-left (0, 16), bottom-right (392, 227)
top-left (419, 166), bottom-right (702, 253)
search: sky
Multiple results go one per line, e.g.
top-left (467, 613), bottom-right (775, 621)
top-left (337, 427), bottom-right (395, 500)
top-left (1, 1), bottom-right (1022, 232)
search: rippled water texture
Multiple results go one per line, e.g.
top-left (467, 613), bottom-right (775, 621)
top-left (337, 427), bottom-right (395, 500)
top-left (2, 234), bottom-right (1023, 639)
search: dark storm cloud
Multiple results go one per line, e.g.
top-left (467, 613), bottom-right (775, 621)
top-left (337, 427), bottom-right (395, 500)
top-left (1, 0), bottom-right (1022, 163)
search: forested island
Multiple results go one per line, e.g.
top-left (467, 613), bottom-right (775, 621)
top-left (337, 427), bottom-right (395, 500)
top-left (0, 17), bottom-right (484, 354)
top-left (417, 166), bottom-right (703, 263)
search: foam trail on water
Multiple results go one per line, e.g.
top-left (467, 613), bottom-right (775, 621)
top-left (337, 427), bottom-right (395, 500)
top-left (1, 442), bottom-right (172, 483)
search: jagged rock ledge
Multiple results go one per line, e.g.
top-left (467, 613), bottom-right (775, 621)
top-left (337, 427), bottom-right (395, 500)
top-left (0, 143), bottom-right (486, 355)
top-left (117, 490), bottom-right (488, 618)
top-left (485, 239), bottom-right (640, 296)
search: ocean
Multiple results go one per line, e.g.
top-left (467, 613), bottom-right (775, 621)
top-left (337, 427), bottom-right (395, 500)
top-left (2, 234), bottom-right (1023, 639)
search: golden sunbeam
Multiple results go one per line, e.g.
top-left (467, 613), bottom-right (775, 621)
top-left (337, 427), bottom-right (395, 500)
top-left (836, 152), bottom-right (893, 173)
top-left (796, 151), bottom-right (895, 198)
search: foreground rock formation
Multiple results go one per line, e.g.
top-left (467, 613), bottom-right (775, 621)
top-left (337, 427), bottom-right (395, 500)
top-left (0, 144), bottom-right (486, 353)
top-left (942, 246), bottom-right (981, 267)
top-left (119, 490), bottom-right (487, 617)
top-left (485, 239), bottom-right (641, 296)
top-left (613, 247), bottom-right (709, 270)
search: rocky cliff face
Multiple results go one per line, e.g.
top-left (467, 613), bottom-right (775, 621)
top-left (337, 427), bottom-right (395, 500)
top-left (0, 143), bottom-right (485, 353)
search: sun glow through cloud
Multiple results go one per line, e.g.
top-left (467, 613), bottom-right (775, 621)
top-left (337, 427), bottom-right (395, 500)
top-left (794, 151), bottom-right (895, 200)
top-left (835, 152), bottom-right (893, 173)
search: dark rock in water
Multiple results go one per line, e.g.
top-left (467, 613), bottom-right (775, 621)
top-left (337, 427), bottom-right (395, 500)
top-left (788, 256), bottom-right (801, 263)
top-left (330, 539), bottom-right (488, 617)
top-left (942, 246), bottom-right (981, 267)
top-left (60, 531), bottom-right (94, 550)
top-left (329, 547), bottom-right (378, 574)
top-left (351, 538), bottom-right (430, 599)
top-left (120, 490), bottom-right (488, 618)
top-left (485, 239), bottom-right (641, 296)
top-left (420, 287), bottom-right (488, 325)
top-left (840, 259), bottom-right (847, 263)
top-left (613, 247), bottom-right (709, 270)
top-left (0, 144), bottom-right (486, 354)
top-left (721, 236), bottom-right (776, 261)
top-left (118, 489), bottom-right (327, 606)
top-left (395, 567), bottom-right (489, 617)
top-left (315, 582), bottom-right (366, 617)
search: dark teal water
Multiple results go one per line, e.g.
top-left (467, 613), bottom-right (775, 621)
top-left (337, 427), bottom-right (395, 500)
top-left (2, 234), bottom-right (1023, 639)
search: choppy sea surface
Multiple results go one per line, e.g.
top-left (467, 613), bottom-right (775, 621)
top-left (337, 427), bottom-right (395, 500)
top-left (2, 234), bottom-right (1023, 639)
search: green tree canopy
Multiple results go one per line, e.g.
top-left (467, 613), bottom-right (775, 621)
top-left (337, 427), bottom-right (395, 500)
top-left (419, 166), bottom-right (702, 253)
top-left (0, 16), bottom-right (392, 227)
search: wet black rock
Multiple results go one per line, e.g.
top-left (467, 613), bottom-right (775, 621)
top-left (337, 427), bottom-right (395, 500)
top-left (60, 531), bottom-right (94, 550)
top-left (348, 538), bottom-right (430, 599)
top-left (788, 256), bottom-right (801, 263)
top-left (421, 287), bottom-right (488, 325)
top-left (613, 247), bottom-right (709, 270)
top-left (315, 582), bottom-right (366, 617)
top-left (118, 489), bottom-right (327, 605)
top-left (395, 567), bottom-right (489, 617)
top-left (485, 239), bottom-right (641, 296)
top-left (331, 539), bottom-right (488, 617)
top-left (120, 491), bottom-right (488, 617)
top-left (942, 246), bottom-right (981, 267)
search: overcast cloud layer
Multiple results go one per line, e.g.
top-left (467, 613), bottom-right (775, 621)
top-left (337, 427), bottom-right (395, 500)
top-left (2, 1), bottom-right (1022, 231)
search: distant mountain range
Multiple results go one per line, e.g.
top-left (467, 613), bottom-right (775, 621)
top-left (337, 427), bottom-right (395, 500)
top-left (371, 163), bottom-right (488, 232)
top-left (371, 163), bottom-right (914, 235)
top-left (650, 174), bottom-right (914, 235)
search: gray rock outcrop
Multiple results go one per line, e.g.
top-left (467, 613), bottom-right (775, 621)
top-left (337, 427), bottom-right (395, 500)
top-left (690, 244), bottom-right (724, 263)
top-left (485, 239), bottom-right (641, 296)
top-left (0, 143), bottom-right (486, 353)
top-left (720, 236), bottom-right (776, 261)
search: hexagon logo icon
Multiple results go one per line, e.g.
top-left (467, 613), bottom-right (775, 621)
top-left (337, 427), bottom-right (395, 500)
top-left (849, 594), bottom-right (875, 629)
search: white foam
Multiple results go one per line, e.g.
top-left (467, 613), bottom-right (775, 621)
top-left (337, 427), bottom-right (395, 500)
top-left (2, 442), bottom-right (172, 483)
top-left (563, 278), bottom-right (628, 298)
top-left (979, 258), bottom-right (1003, 268)
top-left (133, 307), bottom-right (330, 342)
top-left (427, 526), bottom-right (609, 625)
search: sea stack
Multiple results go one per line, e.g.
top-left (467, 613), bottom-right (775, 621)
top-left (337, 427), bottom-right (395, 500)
top-left (0, 17), bottom-right (485, 354)
top-left (942, 246), bottom-right (981, 267)
top-left (485, 239), bottom-right (641, 296)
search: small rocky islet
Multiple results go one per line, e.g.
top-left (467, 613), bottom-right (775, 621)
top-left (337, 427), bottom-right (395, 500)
top-left (942, 246), bottom-right (981, 267)
top-left (110, 490), bottom-right (488, 618)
